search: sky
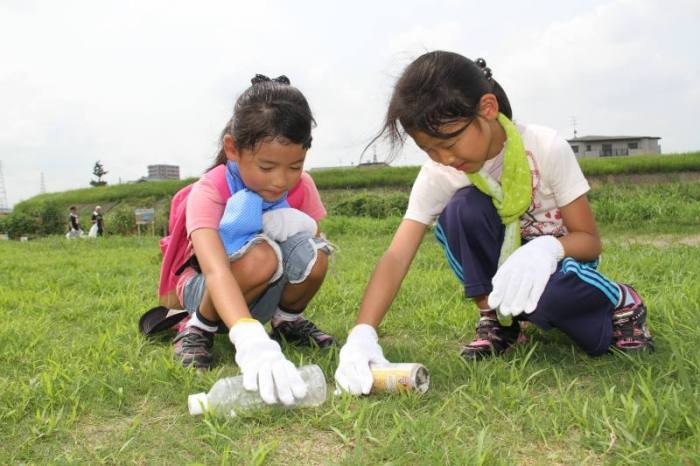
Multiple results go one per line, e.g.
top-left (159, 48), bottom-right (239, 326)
top-left (1, 0), bottom-right (698, 207)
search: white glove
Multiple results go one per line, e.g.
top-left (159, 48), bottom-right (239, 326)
top-left (487, 235), bottom-right (564, 317)
top-left (229, 320), bottom-right (308, 406)
top-left (334, 324), bottom-right (388, 395)
top-left (262, 208), bottom-right (317, 243)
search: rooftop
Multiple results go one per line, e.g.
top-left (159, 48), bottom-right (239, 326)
top-left (567, 135), bottom-right (661, 143)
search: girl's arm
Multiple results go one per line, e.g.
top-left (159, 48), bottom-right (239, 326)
top-left (557, 194), bottom-right (602, 261)
top-left (335, 219), bottom-right (427, 394)
top-left (190, 228), bottom-right (251, 328)
top-left (356, 219), bottom-right (428, 327)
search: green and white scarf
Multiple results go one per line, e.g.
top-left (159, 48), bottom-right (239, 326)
top-left (467, 113), bottom-right (532, 265)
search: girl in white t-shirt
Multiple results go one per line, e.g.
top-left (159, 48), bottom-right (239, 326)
top-left (335, 51), bottom-right (654, 395)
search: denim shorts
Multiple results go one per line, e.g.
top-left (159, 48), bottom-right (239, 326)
top-left (182, 231), bottom-right (332, 325)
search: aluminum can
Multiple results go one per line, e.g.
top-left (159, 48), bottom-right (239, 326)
top-left (370, 363), bottom-right (430, 393)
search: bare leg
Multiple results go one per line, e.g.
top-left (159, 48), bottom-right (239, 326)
top-left (199, 242), bottom-right (278, 322)
top-left (271, 251), bottom-right (335, 347)
top-left (279, 250), bottom-right (328, 311)
top-left (474, 294), bottom-right (490, 310)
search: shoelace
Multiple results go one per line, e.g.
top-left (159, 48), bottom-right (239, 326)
top-left (475, 318), bottom-right (499, 341)
top-left (179, 329), bottom-right (212, 349)
top-left (293, 319), bottom-right (325, 338)
top-left (613, 305), bottom-right (643, 338)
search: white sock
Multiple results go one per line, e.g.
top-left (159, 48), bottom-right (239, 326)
top-left (478, 307), bottom-right (498, 320)
top-left (186, 310), bottom-right (219, 333)
top-left (272, 307), bottom-right (302, 324)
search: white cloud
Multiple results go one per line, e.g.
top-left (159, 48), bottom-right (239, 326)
top-left (388, 21), bottom-right (462, 55)
top-left (0, 0), bottom-right (698, 207)
top-left (499, 0), bottom-right (699, 146)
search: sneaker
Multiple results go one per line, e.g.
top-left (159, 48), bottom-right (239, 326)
top-left (270, 316), bottom-right (336, 349)
top-left (173, 326), bottom-right (215, 369)
top-left (612, 285), bottom-right (654, 353)
top-left (460, 311), bottom-right (523, 360)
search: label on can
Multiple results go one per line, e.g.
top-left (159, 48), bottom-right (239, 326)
top-left (370, 363), bottom-right (430, 394)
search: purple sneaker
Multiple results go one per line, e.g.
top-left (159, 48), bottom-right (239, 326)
top-left (612, 285), bottom-right (654, 353)
top-left (460, 311), bottom-right (523, 360)
top-left (173, 326), bottom-right (214, 369)
top-left (270, 316), bottom-right (336, 349)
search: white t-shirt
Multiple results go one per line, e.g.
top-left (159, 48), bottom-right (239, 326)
top-left (404, 123), bottom-right (590, 240)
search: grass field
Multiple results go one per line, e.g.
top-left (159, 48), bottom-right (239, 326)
top-left (1, 207), bottom-right (699, 464)
top-left (9, 151), bottom-right (700, 220)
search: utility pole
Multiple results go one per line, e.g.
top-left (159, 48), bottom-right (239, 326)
top-left (570, 116), bottom-right (578, 138)
top-left (0, 161), bottom-right (9, 211)
top-left (40, 172), bottom-right (46, 194)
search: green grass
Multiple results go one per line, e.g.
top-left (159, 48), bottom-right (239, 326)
top-left (1, 214), bottom-right (699, 463)
top-left (24, 178), bottom-right (196, 207)
top-left (9, 152), bottom-right (699, 222)
top-left (312, 151), bottom-right (700, 190)
top-left (578, 151), bottom-right (700, 176)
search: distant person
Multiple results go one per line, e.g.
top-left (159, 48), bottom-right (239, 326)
top-left (158, 74), bottom-right (334, 406)
top-left (66, 206), bottom-right (83, 238)
top-left (335, 51), bottom-right (654, 395)
top-left (90, 205), bottom-right (104, 237)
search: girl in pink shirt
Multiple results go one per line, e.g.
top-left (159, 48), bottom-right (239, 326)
top-left (175, 74), bottom-right (334, 407)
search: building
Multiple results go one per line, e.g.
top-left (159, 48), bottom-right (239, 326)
top-left (147, 164), bottom-right (180, 180)
top-left (567, 135), bottom-right (661, 157)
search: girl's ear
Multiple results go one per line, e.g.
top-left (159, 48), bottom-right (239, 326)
top-left (223, 135), bottom-right (241, 162)
top-left (478, 93), bottom-right (500, 120)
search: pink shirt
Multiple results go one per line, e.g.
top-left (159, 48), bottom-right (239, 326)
top-left (186, 171), bottom-right (326, 235)
top-left (176, 170), bottom-right (327, 304)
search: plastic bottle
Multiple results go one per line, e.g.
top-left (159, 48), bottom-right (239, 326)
top-left (188, 364), bottom-right (327, 416)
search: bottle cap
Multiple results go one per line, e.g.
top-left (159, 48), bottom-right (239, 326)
top-left (188, 393), bottom-right (208, 416)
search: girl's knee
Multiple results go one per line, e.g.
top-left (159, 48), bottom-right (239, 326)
top-left (307, 249), bottom-right (329, 282)
top-left (233, 242), bottom-right (279, 285)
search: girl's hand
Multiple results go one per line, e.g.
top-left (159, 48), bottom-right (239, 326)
top-left (335, 324), bottom-right (389, 395)
top-left (262, 208), bottom-right (317, 242)
top-left (488, 235), bottom-right (564, 316)
top-left (229, 319), bottom-right (308, 405)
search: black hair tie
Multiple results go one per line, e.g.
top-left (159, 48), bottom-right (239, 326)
top-left (475, 58), bottom-right (493, 81)
top-left (251, 74), bottom-right (270, 84)
top-left (251, 74), bottom-right (291, 85)
top-left (274, 75), bottom-right (290, 85)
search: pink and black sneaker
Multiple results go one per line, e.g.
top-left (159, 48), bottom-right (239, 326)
top-left (173, 325), bottom-right (214, 369)
top-left (270, 316), bottom-right (336, 349)
top-left (612, 285), bottom-right (654, 353)
top-left (460, 310), bottom-right (523, 360)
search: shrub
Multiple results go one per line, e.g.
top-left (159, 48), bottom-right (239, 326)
top-left (107, 203), bottom-right (137, 235)
top-left (330, 192), bottom-right (408, 218)
top-left (37, 201), bottom-right (65, 235)
top-left (4, 212), bottom-right (38, 239)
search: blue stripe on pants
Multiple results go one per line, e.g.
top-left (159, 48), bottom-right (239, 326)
top-left (435, 186), bottom-right (620, 356)
top-left (434, 223), bottom-right (464, 283)
top-left (561, 258), bottom-right (620, 306)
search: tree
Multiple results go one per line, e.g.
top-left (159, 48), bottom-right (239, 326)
top-left (90, 160), bottom-right (108, 187)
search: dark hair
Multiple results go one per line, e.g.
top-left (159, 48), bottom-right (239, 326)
top-left (373, 51), bottom-right (512, 154)
top-left (210, 74), bottom-right (316, 169)
top-left (69, 206), bottom-right (76, 210)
